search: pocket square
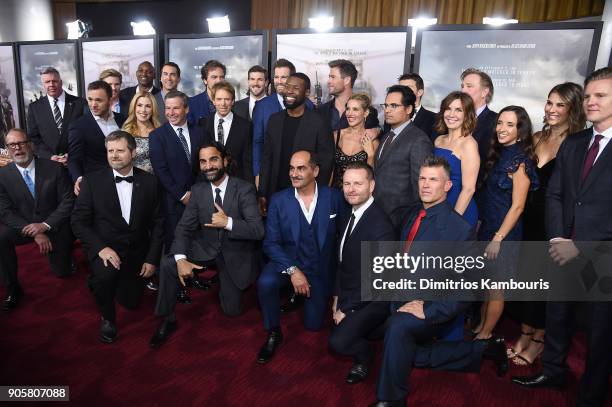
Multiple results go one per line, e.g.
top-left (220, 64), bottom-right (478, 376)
top-left (329, 214), bottom-right (337, 219)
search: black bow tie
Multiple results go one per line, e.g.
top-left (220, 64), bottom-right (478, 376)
top-left (115, 176), bottom-right (134, 183)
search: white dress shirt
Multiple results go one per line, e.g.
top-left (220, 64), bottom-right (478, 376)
top-left (113, 168), bottom-right (134, 224)
top-left (590, 126), bottom-right (612, 162)
top-left (339, 196), bottom-right (374, 261)
top-left (295, 183), bottom-right (318, 224)
top-left (214, 112), bottom-right (233, 143)
top-left (92, 111), bottom-right (120, 137)
top-left (15, 159), bottom-right (36, 184)
top-left (170, 122), bottom-right (191, 154)
top-left (47, 91), bottom-right (65, 117)
top-left (410, 105), bottom-right (421, 122)
top-left (476, 104), bottom-right (487, 117)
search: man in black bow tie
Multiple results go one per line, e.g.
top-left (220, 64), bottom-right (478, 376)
top-left (71, 130), bottom-right (164, 344)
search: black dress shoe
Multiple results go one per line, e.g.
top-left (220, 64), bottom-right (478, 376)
top-left (280, 292), bottom-right (305, 313)
top-left (190, 277), bottom-right (211, 291)
top-left (346, 363), bottom-right (368, 384)
top-left (511, 373), bottom-right (566, 389)
top-left (257, 329), bottom-right (283, 364)
top-left (2, 288), bottom-right (23, 312)
top-left (99, 319), bottom-right (117, 344)
top-left (481, 336), bottom-right (508, 376)
top-left (368, 399), bottom-right (406, 407)
top-left (149, 320), bottom-right (178, 348)
top-left (176, 288), bottom-right (192, 304)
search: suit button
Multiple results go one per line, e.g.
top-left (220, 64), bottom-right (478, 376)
top-left (576, 201), bottom-right (582, 206)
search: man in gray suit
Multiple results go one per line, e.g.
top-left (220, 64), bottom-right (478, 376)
top-left (150, 141), bottom-right (265, 348)
top-left (373, 85), bottom-right (433, 217)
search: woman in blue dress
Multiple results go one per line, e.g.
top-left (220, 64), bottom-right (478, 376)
top-left (474, 105), bottom-right (539, 340)
top-left (433, 91), bottom-right (480, 226)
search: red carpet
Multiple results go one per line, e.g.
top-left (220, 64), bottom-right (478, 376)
top-left (0, 243), bottom-right (610, 406)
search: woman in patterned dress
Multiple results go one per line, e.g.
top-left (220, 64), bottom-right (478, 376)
top-left (121, 91), bottom-right (161, 173)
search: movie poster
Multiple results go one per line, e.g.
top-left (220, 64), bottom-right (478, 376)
top-left (18, 41), bottom-right (79, 117)
top-left (81, 37), bottom-right (156, 89)
top-left (276, 31), bottom-right (408, 113)
top-left (0, 44), bottom-right (20, 147)
top-left (416, 27), bottom-right (598, 130)
top-left (168, 34), bottom-right (264, 99)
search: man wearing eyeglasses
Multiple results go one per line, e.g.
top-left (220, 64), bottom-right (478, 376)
top-left (373, 85), bottom-right (433, 217)
top-left (0, 129), bottom-right (75, 311)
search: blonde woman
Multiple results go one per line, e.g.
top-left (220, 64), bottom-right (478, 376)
top-left (122, 92), bottom-right (161, 173)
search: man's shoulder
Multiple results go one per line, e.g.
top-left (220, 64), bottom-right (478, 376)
top-left (189, 92), bottom-right (209, 103)
top-left (82, 167), bottom-right (110, 184)
top-left (439, 204), bottom-right (472, 237)
top-left (29, 97), bottom-right (48, 110)
top-left (71, 112), bottom-right (93, 129)
top-left (150, 123), bottom-right (171, 137)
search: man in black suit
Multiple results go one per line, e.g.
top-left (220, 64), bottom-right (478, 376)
top-left (328, 162), bottom-right (395, 384)
top-left (374, 85), bottom-right (433, 217)
top-left (512, 67), bottom-right (612, 407)
top-left (233, 65), bottom-right (268, 121)
top-left (118, 61), bottom-right (161, 115)
top-left (0, 129), bottom-right (74, 311)
top-left (317, 59), bottom-right (379, 136)
top-left (68, 80), bottom-right (126, 194)
top-left (71, 131), bottom-right (164, 343)
top-left (27, 67), bottom-right (86, 163)
top-left (398, 73), bottom-right (437, 142)
top-left (150, 142), bottom-right (264, 347)
top-left (258, 73), bottom-right (334, 216)
top-left (199, 81), bottom-right (253, 183)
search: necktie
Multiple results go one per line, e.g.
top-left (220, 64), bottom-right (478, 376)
top-left (176, 128), bottom-right (191, 164)
top-left (345, 214), bottom-right (356, 240)
top-left (404, 209), bottom-right (426, 253)
top-left (23, 169), bottom-right (35, 198)
top-left (53, 98), bottom-right (63, 131)
top-left (215, 188), bottom-right (223, 211)
top-left (217, 118), bottom-right (225, 146)
top-left (580, 134), bottom-right (603, 184)
top-left (115, 176), bottom-right (134, 183)
top-left (378, 130), bottom-right (396, 159)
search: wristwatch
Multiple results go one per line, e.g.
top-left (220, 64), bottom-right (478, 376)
top-left (286, 266), bottom-right (297, 275)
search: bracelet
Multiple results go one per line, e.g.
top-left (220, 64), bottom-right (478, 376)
top-left (494, 232), bottom-right (505, 239)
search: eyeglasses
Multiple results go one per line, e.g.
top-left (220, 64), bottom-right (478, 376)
top-left (379, 103), bottom-right (403, 110)
top-left (6, 141), bottom-right (30, 150)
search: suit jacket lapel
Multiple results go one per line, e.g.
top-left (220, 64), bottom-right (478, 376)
top-left (574, 130), bottom-right (592, 194)
top-left (104, 168), bottom-right (128, 227)
top-left (315, 186), bottom-right (330, 250)
top-left (581, 133), bottom-right (612, 193)
top-left (33, 159), bottom-right (45, 208)
top-left (128, 169), bottom-right (143, 226)
top-left (226, 118), bottom-right (238, 146)
top-left (8, 163), bottom-right (34, 206)
top-left (287, 191), bottom-right (301, 246)
top-left (41, 101), bottom-right (61, 148)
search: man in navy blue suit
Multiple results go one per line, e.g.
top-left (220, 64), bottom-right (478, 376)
top-left (370, 156), bottom-right (506, 407)
top-left (149, 90), bottom-right (207, 248)
top-left (251, 59), bottom-right (314, 186)
top-left (256, 150), bottom-right (346, 364)
top-left (187, 60), bottom-right (226, 126)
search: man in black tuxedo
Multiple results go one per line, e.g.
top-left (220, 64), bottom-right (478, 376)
top-left (27, 67), bottom-right (87, 162)
top-left (71, 131), bottom-right (164, 343)
top-left (398, 73), bottom-right (437, 142)
top-left (0, 129), bottom-right (74, 311)
top-left (258, 73), bottom-right (334, 216)
top-left (233, 65), bottom-right (268, 121)
top-left (328, 162), bottom-right (395, 384)
top-left (150, 142), bottom-right (264, 348)
top-left (199, 81), bottom-right (253, 183)
top-left (512, 67), bottom-right (612, 407)
top-left (118, 61), bottom-right (161, 115)
top-left (68, 80), bottom-right (126, 193)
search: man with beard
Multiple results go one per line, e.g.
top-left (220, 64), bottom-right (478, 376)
top-left (233, 65), bottom-right (268, 121)
top-left (258, 73), bottom-right (333, 216)
top-left (71, 131), bottom-right (164, 343)
top-left (118, 61), bottom-right (160, 115)
top-left (150, 142), bottom-right (264, 348)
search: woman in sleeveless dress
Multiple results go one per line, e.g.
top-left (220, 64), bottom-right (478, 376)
top-left (507, 83), bottom-right (586, 365)
top-left (121, 91), bottom-right (161, 173)
top-left (331, 93), bottom-right (378, 187)
top-left (433, 91), bottom-right (480, 226)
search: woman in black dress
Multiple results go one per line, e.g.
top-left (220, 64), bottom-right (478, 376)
top-left (508, 83), bottom-right (586, 365)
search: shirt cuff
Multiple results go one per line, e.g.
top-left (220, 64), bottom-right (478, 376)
top-left (43, 222), bottom-right (51, 231)
top-left (225, 217), bottom-right (233, 231)
top-left (180, 192), bottom-right (189, 202)
top-left (174, 254), bottom-right (187, 262)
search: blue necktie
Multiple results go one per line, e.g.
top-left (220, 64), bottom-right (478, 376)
top-left (23, 169), bottom-right (35, 198)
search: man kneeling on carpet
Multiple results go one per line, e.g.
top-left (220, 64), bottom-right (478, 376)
top-left (71, 131), bottom-right (164, 343)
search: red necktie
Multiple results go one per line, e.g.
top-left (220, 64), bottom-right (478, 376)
top-left (580, 134), bottom-right (603, 184)
top-left (404, 209), bottom-right (426, 253)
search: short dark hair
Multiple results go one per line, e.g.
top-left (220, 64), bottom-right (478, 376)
top-left (199, 140), bottom-right (228, 160)
top-left (164, 90), bottom-right (188, 107)
top-left (105, 130), bottom-right (136, 152)
top-left (398, 73), bottom-right (424, 90)
top-left (421, 156), bottom-right (451, 179)
top-left (328, 59), bottom-right (358, 87)
top-left (162, 62), bottom-right (181, 78)
top-left (248, 65), bottom-right (267, 78)
top-left (87, 80), bottom-right (112, 99)
top-left (41, 67), bottom-right (60, 77)
top-left (201, 60), bottom-right (227, 80)
top-left (386, 84), bottom-right (416, 118)
top-left (292, 150), bottom-right (319, 168)
top-left (273, 58), bottom-right (296, 75)
top-left (290, 73), bottom-right (311, 92)
top-left (343, 161), bottom-right (374, 180)
top-left (461, 68), bottom-right (494, 104)
top-left (584, 67), bottom-right (612, 88)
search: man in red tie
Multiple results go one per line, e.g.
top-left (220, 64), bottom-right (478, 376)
top-left (512, 67), bottom-right (612, 407)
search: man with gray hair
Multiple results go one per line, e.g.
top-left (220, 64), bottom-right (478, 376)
top-left (71, 130), bottom-right (164, 343)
